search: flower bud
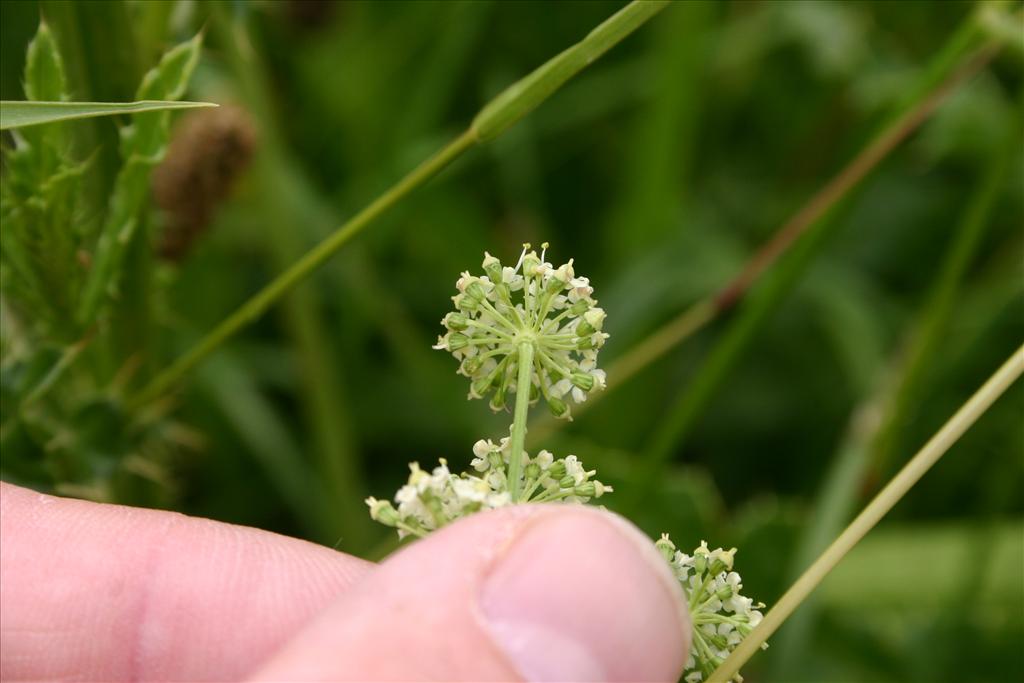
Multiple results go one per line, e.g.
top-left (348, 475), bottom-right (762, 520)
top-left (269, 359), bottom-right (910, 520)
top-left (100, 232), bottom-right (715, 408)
top-left (559, 474), bottom-right (576, 489)
top-left (583, 307), bottom-right (606, 331)
top-left (577, 335), bottom-right (595, 350)
top-left (472, 373), bottom-right (494, 397)
top-left (574, 481), bottom-right (596, 497)
top-left (454, 294), bottom-right (478, 312)
top-left (465, 280), bottom-right (487, 302)
top-left (482, 252), bottom-right (502, 282)
top-left (655, 534), bottom-right (677, 563)
top-left (546, 394), bottom-right (569, 419)
top-left (576, 319), bottom-right (595, 336)
top-left (570, 300), bottom-right (589, 315)
top-left (570, 372), bottom-right (595, 392)
top-left (451, 333), bottom-right (473, 351)
top-left (523, 252), bottom-right (541, 277)
top-left (365, 497), bottom-right (400, 526)
top-left (524, 462), bottom-right (541, 480)
top-left (708, 548), bottom-right (736, 576)
top-left (548, 461), bottom-right (567, 480)
top-left (490, 384), bottom-right (507, 411)
top-left (445, 313), bottom-right (469, 331)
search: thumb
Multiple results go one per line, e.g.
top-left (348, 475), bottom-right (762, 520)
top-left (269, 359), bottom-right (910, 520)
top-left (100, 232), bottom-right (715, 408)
top-left (250, 505), bottom-right (690, 682)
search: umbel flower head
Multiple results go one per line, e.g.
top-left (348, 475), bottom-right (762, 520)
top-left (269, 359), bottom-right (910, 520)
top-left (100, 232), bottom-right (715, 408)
top-left (433, 244), bottom-right (608, 420)
top-left (366, 436), bottom-right (612, 539)
top-left (656, 535), bottom-right (767, 683)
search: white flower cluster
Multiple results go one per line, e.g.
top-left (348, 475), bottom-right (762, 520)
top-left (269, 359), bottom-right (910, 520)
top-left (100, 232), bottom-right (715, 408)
top-left (469, 436), bottom-right (612, 504)
top-left (366, 459), bottom-right (510, 540)
top-left (432, 244), bottom-right (608, 419)
top-left (366, 437), bottom-right (612, 539)
top-left (656, 535), bottom-right (767, 683)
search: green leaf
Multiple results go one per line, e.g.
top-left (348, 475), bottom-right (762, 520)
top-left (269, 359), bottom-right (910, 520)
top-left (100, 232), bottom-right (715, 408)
top-left (24, 20), bottom-right (67, 103)
top-left (77, 33), bottom-right (206, 324)
top-left (0, 100), bottom-right (215, 131)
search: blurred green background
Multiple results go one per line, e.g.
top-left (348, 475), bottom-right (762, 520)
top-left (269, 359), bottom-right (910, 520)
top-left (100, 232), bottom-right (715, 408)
top-left (1, 1), bottom-right (1022, 681)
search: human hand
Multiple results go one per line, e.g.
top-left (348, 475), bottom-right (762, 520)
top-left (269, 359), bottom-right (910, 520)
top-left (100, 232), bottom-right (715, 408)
top-left (0, 481), bottom-right (689, 681)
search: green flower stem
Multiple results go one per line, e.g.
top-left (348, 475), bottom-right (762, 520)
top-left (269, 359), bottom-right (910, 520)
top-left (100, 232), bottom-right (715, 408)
top-left (507, 342), bottom-right (535, 502)
top-left (708, 343), bottom-right (1024, 683)
top-left (129, 0), bottom-right (667, 408)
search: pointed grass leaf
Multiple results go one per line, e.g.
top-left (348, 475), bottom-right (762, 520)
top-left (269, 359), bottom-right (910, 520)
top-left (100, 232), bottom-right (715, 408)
top-left (471, 0), bottom-right (670, 142)
top-left (0, 100), bottom-right (215, 131)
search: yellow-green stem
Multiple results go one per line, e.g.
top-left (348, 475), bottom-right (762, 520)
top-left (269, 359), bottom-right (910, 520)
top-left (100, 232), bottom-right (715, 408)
top-left (708, 343), bottom-right (1024, 682)
top-left (508, 342), bottom-right (535, 501)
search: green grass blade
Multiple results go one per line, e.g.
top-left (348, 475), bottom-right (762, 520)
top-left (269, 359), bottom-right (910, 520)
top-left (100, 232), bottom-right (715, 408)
top-left (529, 10), bottom-right (1003, 451)
top-left (471, 0), bottom-right (671, 141)
top-left (870, 153), bottom-right (1012, 474)
top-left (707, 343), bottom-right (1024, 682)
top-left (625, 37), bottom-right (1001, 504)
top-left (131, 0), bottom-right (667, 407)
top-left (770, 151), bottom-right (1010, 676)
top-left (0, 99), bottom-right (215, 130)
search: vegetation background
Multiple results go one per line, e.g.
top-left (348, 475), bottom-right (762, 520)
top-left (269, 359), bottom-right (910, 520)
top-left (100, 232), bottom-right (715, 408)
top-left (1, 1), bottom-right (1021, 681)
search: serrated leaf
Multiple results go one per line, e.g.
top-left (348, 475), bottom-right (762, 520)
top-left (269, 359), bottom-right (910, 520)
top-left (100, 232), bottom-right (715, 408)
top-left (77, 33), bottom-right (206, 324)
top-left (0, 100), bottom-right (216, 131)
top-left (126, 33), bottom-right (205, 157)
top-left (136, 33), bottom-right (203, 102)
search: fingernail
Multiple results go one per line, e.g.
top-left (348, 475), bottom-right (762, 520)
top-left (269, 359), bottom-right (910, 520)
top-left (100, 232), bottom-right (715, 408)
top-left (479, 509), bottom-right (689, 682)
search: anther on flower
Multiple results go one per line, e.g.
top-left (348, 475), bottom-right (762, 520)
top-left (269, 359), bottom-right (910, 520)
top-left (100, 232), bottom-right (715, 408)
top-left (656, 535), bottom-right (767, 683)
top-left (433, 244), bottom-right (608, 419)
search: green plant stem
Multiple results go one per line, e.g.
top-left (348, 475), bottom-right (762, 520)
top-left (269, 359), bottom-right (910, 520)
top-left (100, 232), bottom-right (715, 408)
top-left (870, 153), bottom-right (1010, 475)
top-left (771, 149), bottom-right (1011, 675)
top-left (471, 0), bottom-right (671, 141)
top-left (528, 15), bottom-right (1004, 450)
top-left (129, 0), bottom-right (667, 408)
top-left (625, 40), bottom-right (1001, 504)
top-left (209, 5), bottom-right (370, 548)
top-left (707, 343), bottom-right (1024, 683)
top-left (508, 342), bottom-right (535, 502)
top-left (130, 128), bottom-right (474, 408)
